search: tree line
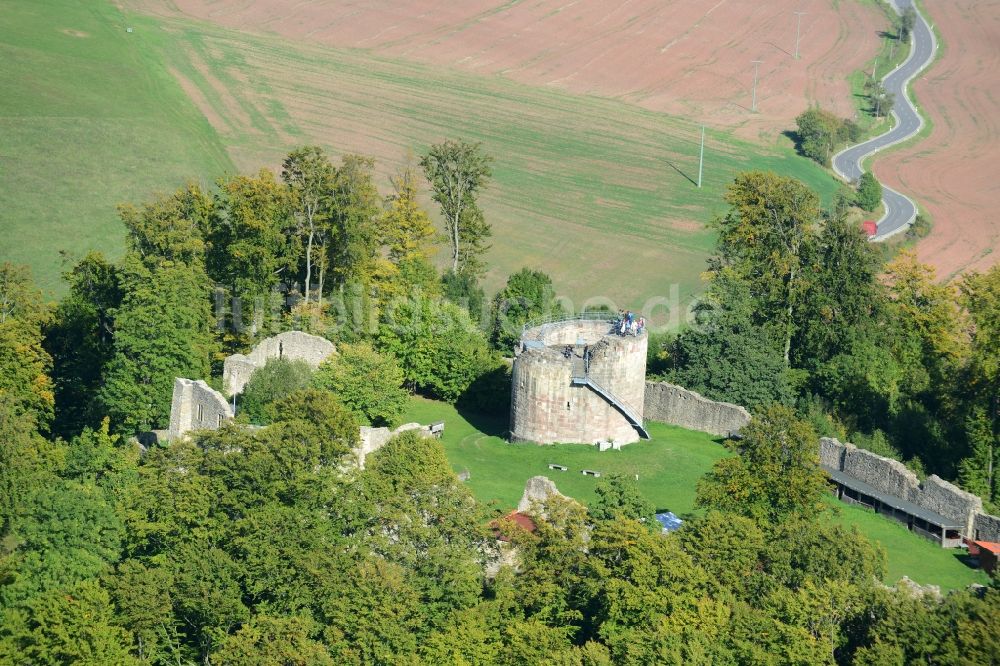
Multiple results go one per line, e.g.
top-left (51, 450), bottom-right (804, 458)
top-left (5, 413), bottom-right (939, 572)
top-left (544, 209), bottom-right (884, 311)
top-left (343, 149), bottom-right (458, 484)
top-left (652, 171), bottom-right (999, 512)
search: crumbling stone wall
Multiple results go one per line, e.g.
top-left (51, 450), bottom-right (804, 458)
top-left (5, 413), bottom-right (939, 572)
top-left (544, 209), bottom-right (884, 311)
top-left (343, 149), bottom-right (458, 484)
top-left (973, 512), bottom-right (1000, 542)
top-left (916, 476), bottom-right (983, 535)
top-left (223, 330), bottom-right (335, 395)
top-left (821, 437), bottom-right (996, 538)
top-left (841, 444), bottom-right (919, 501)
top-left (642, 382), bottom-right (751, 436)
top-left (819, 437), bottom-right (847, 470)
top-left (354, 422), bottom-right (436, 469)
top-left (168, 378), bottom-right (234, 441)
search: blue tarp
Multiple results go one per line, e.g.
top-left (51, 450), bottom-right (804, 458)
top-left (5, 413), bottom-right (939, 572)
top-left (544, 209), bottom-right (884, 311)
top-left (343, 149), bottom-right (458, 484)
top-left (655, 512), bottom-right (683, 532)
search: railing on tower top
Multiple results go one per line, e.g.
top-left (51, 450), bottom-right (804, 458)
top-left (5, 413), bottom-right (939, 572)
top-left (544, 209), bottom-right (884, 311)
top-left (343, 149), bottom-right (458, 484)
top-left (521, 311), bottom-right (618, 333)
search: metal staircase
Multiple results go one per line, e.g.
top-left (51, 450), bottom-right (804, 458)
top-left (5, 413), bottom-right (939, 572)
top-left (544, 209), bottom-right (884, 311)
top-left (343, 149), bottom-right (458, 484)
top-left (570, 370), bottom-right (650, 440)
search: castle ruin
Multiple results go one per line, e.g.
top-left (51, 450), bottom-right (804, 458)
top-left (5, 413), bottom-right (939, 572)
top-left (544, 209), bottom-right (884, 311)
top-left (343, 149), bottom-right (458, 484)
top-left (223, 330), bottom-right (335, 395)
top-left (510, 314), bottom-right (648, 445)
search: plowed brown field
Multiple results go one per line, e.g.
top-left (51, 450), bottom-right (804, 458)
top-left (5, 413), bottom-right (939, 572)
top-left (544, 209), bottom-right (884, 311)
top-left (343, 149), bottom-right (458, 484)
top-left (126, 0), bottom-right (883, 139)
top-left (875, 0), bottom-right (1000, 280)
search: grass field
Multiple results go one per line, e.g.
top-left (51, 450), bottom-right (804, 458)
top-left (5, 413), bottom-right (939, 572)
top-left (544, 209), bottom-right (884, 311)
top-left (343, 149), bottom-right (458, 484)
top-left (403, 396), bottom-right (988, 591)
top-left (0, 0), bottom-right (232, 294)
top-left (4, 0), bottom-right (844, 303)
top-left (113, 8), bottom-right (843, 308)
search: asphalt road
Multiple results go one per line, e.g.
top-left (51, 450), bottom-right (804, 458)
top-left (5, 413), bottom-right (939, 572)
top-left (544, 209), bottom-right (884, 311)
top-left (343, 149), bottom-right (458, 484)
top-left (831, 0), bottom-right (935, 240)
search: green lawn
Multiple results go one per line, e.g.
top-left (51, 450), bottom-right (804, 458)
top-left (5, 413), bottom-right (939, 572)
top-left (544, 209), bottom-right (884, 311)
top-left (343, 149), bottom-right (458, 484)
top-left (824, 500), bottom-right (989, 591)
top-left (403, 396), bottom-right (988, 591)
top-left (0, 0), bottom-right (232, 294)
top-left (401, 396), bottom-right (727, 515)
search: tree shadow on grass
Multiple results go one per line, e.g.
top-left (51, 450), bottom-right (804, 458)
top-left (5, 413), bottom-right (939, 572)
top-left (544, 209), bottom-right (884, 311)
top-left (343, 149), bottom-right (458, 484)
top-left (952, 551), bottom-right (983, 571)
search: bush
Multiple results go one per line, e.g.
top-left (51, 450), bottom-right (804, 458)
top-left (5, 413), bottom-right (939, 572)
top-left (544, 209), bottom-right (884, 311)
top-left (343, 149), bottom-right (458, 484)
top-left (313, 342), bottom-right (408, 427)
top-left (239, 357), bottom-right (314, 424)
top-left (855, 172), bottom-right (882, 212)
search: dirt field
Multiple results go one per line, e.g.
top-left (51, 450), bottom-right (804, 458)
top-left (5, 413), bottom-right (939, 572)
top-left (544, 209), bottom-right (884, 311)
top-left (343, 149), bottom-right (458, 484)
top-left (875, 0), bottom-right (1000, 280)
top-left (125, 0), bottom-right (884, 140)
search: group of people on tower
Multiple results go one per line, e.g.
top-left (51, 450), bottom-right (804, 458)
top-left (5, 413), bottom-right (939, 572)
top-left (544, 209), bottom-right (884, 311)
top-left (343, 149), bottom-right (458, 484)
top-left (614, 310), bottom-right (645, 336)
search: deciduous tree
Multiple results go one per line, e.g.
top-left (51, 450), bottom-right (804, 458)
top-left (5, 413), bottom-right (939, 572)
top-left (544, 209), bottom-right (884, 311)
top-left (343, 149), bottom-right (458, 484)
top-left (420, 139), bottom-right (493, 275)
top-left (282, 146), bottom-right (336, 304)
top-left (313, 342), bottom-right (407, 427)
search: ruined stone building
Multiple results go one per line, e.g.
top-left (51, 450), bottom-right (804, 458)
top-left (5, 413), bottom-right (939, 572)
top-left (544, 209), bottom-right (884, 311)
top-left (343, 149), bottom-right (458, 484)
top-left (223, 330), bottom-right (336, 395)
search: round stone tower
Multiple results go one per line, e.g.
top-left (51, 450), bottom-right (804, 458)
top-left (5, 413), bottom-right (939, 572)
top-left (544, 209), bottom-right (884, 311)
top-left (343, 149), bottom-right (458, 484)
top-left (510, 315), bottom-right (648, 445)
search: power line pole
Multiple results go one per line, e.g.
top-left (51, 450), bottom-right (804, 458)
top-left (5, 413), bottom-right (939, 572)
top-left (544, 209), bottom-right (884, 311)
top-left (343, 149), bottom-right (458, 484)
top-left (794, 11), bottom-right (807, 59)
top-left (697, 125), bottom-right (705, 188)
top-left (751, 60), bottom-right (763, 112)
top-left (871, 56), bottom-right (878, 81)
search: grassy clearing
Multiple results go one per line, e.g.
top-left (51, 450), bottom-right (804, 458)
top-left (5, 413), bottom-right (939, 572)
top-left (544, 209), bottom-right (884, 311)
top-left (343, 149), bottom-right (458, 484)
top-left (404, 396), bottom-right (988, 590)
top-left (401, 396), bottom-right (727, 515)
top-left (824, 500), bottom-right (989, 591)
top-left (121, 10), bottom-right (843, 308)
top-left (0, 0), bottom-right (232, 294)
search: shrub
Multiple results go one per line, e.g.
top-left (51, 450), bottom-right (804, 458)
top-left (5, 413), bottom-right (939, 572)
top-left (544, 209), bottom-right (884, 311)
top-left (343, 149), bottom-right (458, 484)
top-left (239, 357), bottom-right (314, 424)
top-left (314, 342), bottom-right (408, 427)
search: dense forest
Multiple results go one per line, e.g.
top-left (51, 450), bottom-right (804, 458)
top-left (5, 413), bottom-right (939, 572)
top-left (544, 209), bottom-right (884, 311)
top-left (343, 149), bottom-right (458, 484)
top-left (0, 144), bottom-right (996, 663)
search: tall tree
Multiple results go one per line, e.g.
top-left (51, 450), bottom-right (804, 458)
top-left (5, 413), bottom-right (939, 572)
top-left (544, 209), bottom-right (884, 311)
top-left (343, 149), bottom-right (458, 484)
top-left (795, 215), bottom-right (886, 373)
top-left (376, 295), bottom-right (496, 402)
top-left (330, 154), bottom-right (383, 286)
top-left (666, 267), bottom-right (793, 410)
top-left (712, 171), bottom-right (820, 364)
top-left (117, 183), bottom-right (213, 268)
top-left (420, 139), bottom-right (493, 275)
top-left (282, 146), bottom-right (336, 304)
top-left (0, 264), bottom-right (54, 426)
top-left (696, 405), bottom-right (827, 523)
top-left (384, 164), bottom-right (437, 267)
top-left (958, 266), bottom-right (1000, 505)
top-left (489, 268), bottom-right (565, 352)
top-left (97, 256), bottom-right (217, 434)
top-left (45, 253), bottom-right (122, 438)
top-left (209, 170), bottom-right (297, 316)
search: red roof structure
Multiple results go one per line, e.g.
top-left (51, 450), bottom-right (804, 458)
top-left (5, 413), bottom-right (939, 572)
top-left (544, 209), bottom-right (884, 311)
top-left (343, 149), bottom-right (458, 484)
top-left (967, 540), bottom-right (1000, 574)
top-left (862, 220), bottom-right (878, 237)
top-left (491, 511), bottom-right (538, 542)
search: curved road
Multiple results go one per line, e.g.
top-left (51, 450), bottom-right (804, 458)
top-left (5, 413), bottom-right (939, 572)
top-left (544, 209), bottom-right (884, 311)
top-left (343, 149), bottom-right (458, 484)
top-left (832, 0), bottom-right (935, 240)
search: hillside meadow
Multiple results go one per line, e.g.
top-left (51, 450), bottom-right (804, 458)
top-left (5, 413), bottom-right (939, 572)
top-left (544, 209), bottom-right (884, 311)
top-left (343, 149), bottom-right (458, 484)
top-left (0, 0), bottom-right (232, 294)
top-left (5, 0), bottom-right (841, 305)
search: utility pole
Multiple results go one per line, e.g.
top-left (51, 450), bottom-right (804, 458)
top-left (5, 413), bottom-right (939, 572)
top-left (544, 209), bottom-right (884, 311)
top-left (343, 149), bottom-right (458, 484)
top-left (871, 56), bottom-right (878, 81)
top-left (751, 60), bottom-right (763, 112)
top-left (697, 125), bottom-right (705, 188)
top-left (794, 11), bottom-right (807, 59)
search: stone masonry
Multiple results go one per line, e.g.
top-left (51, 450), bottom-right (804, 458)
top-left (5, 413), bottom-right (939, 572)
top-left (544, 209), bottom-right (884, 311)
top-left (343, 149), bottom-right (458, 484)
top-left (510, 318), bottom-right (647, 445)
top-left (643, 381), bottom-right (751, 436)
top-left (355, 422), bottom-right (437, 469)
top-left (820, 437), bottom-right (994, 539)
top-left (223, 330), bottom-right (335, 395)
top-left (168, 378), bottom-right (234, 441)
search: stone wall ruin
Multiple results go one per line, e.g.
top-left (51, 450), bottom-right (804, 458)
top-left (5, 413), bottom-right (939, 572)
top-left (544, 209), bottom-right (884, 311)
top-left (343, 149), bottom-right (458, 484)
top-left (223, 330), bottom-right (335, 395)
top-left (355, 422), bottom-right (438, 469)
top-left (168, 378), bottom-right (234, 441)
top-left (820, 437), bottom-right (991, 539)
top-left (643, 381), bottom-right (751, 437)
